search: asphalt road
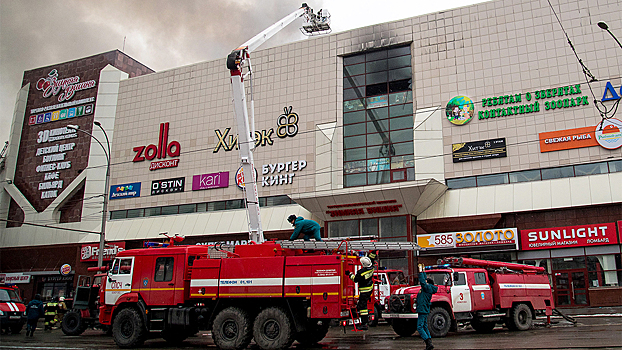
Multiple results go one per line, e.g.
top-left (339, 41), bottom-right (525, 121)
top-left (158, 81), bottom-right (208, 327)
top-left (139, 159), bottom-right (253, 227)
top-left (1, 315), bottom-right (621, 350)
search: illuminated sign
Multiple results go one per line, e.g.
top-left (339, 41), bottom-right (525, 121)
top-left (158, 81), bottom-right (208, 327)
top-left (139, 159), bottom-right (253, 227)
top-left (446, 96), bottom-right (474, 125)
top-left (133, 122), bottom-right (181, 170)
top-left (80, 242), bottom-right (126, 262)
top-left (235, 166), bottom-right (258, 190)
top-left (151, 177), bottom-right (185, 195)
top-left (452, 138), bottom-right (506, 162)
top-left (520, 223), bottom-right (618, 250)
top-left (110, 182), bottom-right (141, 199)
top-left (0, 273), bottom-right (31, 284)
top-left (214, 106), bottom-right (299, 153)
top-left (261, 160), bottom-right (306, 187)
top-left (192, 172), bottom-right (229, 191)
top-left (59, 264), bottom-right (72, 276)
top-left (417, 228), bottom-right (518, 250)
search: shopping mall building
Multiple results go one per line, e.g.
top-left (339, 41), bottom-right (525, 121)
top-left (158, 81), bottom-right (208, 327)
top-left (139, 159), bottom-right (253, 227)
top-left (1, 0), bottom-right (621, 307)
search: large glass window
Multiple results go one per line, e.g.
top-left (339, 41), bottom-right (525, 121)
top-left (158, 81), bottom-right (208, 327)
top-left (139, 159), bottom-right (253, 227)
top-left (344, 46), bottom-right (414, 187)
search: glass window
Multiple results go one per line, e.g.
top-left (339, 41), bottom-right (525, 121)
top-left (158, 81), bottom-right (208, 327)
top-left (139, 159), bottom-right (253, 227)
top-left (110, 211), bottom-right (126, 220)
top-left (366, 133), bottom-right (384, 147)
top-left (344, 63), bottom-right (365, 76)
top-left (366, 71), bottom-right (388, 84)
top-left (389, 104), bottom-right (413, 118)
top-left (345, 148), bottom-right (366, 161)
top-left (609, 160), bottom-right (622, 173)
top-left (389, 91), bottom-right (413, 105)
top-left (477, 173), bottom-right (509, 186)
top-left (344, 135), bottom-right (367, 149)
top-left (366, 60), bottom-right (387, 73)
top-left (388, 56), bottom-right (411, 69)
top-left (344, 87), bottom-right (365, 101)
top-left (388, 46), bottom-right (411, 57)
top-left (265, 196), bottom-right (292, 206)
top-left (574, 162), bottom-right (609, 176)
top-left (552, 256), bottom-right (586, 270)
top-left (196, 203), bottom-right (207, 212)
top-left (587, 254), bottom-right (621, 287)
top-left (344, 173), bottom-right (367, 187)
top-left (146, 207), bottom-right (161, 217)
top-left (161, 205), bottom-right (178, 215)
top-left (344, 54), bottom-right (365, 65)
top-left (368, 170), bottom-right (390, 185)
top-left (226, 200), bottom-right (244, 209)
top-left (541, 166), bottom-right (574, 180)
top-left (179, 204), bottom-right (196, 214)
top-left (366, 95), bottom-right (388, 109)
top-left (344, 110), bottom-right (366, 124)
top-left (446, 177), bottom-right (476, 189)
top-left (454, 272), bottom-right (467, 286)
top-left (389, 80), bottom-right (412, 94)
top-left (208, 201), bottom-right (227, 211)
top-left (328, 220), bottom-right (360, 237)
top-left (154, 257), bottom-right (174, 282)
top-left (380, 216), bottom-right (407, 241)
top-left (344, 75), bottom-right (365, 88)
top-left (389, 67), bottom-right (412, 81)
top-left (390, 115), bottom-right (414, 130)
top-left (390, 129), bottom-right (413, 143)
top-left (366, 50), bottom-right (387, 61)
top-left (509, 169), bottom-right (541, 183)
top-left (126, 209), bottom-right (143, 218)
top-left (367, 119), bottom-right (389, 133)
top-left (344, 98), bottom-right (365, 112)
top-left (367, 107), bottom-right (389, 121)
top-left (119, 259), bottom-right (132, 275)
top-left (474, 272), bottom-right (487, 284)
top-left (344, 160), bottom-right (366, 174)
top-left (361, 218), bottom-right (378, 238)
top-left (344, 123), bottom-right (366, 137)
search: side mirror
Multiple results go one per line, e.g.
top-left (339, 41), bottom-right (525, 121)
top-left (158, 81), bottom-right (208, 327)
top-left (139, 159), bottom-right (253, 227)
top-left (453, 272), bottom-right (459, 283)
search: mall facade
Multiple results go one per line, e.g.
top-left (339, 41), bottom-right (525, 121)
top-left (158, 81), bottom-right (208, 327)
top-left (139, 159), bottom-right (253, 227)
top-left (1, 0), bottom-right (621, 307)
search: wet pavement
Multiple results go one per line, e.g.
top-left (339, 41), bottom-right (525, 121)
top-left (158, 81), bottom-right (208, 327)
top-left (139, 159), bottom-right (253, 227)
top-left (1, 308), bottom-right (620, 350)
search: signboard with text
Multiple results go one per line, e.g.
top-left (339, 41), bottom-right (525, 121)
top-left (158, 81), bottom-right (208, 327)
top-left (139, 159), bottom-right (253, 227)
top-left (192, 172), bottom-right (229, 191)
top-left (520, 223), bottom-right (618, 251)
top-left (80, 242), bottom-right (126, 262)
top-left (417, 228), bottom-right (518, 250)
top-left (452, 138), bottom-right (507, 163)
top-left (110, 182), bottom-right (141, 200)
top-left (151, 177), bottom-right (185, 195)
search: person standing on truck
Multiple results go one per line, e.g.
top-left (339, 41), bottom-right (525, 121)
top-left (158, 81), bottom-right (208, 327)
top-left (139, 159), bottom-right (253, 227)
top-left (25, 294), bottom-right (44, 337)
top-left (416, 263), bottom-right (438, 350)
top-left (345, 252), bottom-right (377, 330)
top-left (287, 214), bottom-right (322, 241)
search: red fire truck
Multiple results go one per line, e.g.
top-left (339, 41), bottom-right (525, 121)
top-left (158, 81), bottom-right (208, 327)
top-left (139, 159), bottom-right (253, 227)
top-left (98, 238), bottom-right (418, 349)
top-left (383, 257), bottom-right (554, 338)
top-left (0, 284), bottom-right (26, 334)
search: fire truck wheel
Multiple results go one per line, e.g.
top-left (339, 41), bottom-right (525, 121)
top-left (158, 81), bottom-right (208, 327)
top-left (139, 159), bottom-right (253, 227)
top-left (212, 307), bottom-right (253, 350)
top-left (368, 305), bottom-right (380, 327)
top-left (508, 303), bottom-right (532, 331)
top-left (112, 308), bottom-right (147, 348)
top-left (294, 320), bottom-right (329, 345)
top-left (253, 307), bottom-right (295, 350)
top-left (61, 310), bottom-right (88, 336)
top-left (391, 319), bottom-right (416, 337)
top-left (470, 318), bottom-right (496, 333)
top-left (428, 307), bottom-right (451, 338)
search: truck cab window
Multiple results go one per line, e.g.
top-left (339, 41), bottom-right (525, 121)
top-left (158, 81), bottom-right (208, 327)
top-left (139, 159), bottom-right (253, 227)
top-left (474, 272), bottom-right (487, 284)
top-left (454, 272), bottom-right (467, 286)
top-left (154, 257), bottom-right (174, 282)
top-left (119, 259), bottom-right (133, 274)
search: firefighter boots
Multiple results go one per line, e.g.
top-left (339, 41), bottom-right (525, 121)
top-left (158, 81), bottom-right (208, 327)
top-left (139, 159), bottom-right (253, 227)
top-left (424, 338), bottom-right (434, 350)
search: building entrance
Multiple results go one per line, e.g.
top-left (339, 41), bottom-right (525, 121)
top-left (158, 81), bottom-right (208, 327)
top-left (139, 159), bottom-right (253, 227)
top-left (554, 269), bottom-right (588, 307)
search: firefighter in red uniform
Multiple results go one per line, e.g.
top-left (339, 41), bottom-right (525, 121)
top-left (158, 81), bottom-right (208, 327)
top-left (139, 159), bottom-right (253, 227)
top-left (345, 251), bottom-right (378, 330)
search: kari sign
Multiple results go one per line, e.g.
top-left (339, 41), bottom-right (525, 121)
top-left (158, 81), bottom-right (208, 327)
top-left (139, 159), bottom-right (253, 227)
top-left (520, 223), bottom-right (618, 250)
top-left (80, 242), bottom-right (126, 262)
top-left (192, 172), bottom-right (229, 191)
top-left (110, 182), bottom-right (141, 199)
top-left (417, 228), bottom-right (518, 250)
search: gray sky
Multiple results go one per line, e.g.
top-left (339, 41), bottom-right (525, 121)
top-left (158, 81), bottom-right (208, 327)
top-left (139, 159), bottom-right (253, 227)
top-left (0, 0), bottom-right (486, 146)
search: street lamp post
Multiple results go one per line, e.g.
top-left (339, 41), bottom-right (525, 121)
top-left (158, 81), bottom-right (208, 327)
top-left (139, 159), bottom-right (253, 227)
top-left (598, 22), bottom-right (622, 51)
top-left (67, 122), bottom-right (110, 268)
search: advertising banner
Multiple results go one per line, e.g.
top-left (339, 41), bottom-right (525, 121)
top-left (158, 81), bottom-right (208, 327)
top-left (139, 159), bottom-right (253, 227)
top-left (80, 242), bottom-right (126, 262)
top-left (192, 172), bottom-right (229, 191)
top-left (520, 223), bottom-right (618, 251)
top-left (0, 273), bottom-right (31, 284)
top-left (538, 126), bottom-right (598, 152)
top-left (452, 138), bottom-right (507, 163)
top-left (151, 177), bottom-right (185, 195)
top-left (109, 182), bottom-right (141, 200)
top-left (417, 228), bottom-right (518, 250)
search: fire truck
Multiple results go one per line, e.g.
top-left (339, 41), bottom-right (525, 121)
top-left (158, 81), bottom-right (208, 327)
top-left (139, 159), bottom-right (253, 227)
top-left (98, 238), bottom-right (418, 349)
top-left (370, 269), bottom-right (408, 326)
top-left (0, 283), bottom-right (26, 334)
top-left (383, 257), bottom-right (554, 338)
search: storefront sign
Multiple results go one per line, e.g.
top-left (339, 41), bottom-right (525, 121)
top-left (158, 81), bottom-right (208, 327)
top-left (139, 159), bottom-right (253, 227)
top-left (538, 126), bottom-right (598, 152)
top-left (193, 171), bottom-right (229, 191)
top-left (80, 242), bottom-right (126, 262)
top-left (110, 182), bottom-right (141, 199)
top-left (0, 273), bottom-right (31, 284)
top-left (214, 106), bottom-right (299, 153)
top-left (235, 166), bottom-right (258, 190)
top-left (196, 240), bottom-right (250, 246)
top-left (601, 81), bottom-right (621, 101)
top-left (261, 160), bottom-right (307, 187)
top-left (133, 122), bottom-right (181, 170)
top-left (520, 223), bottom-right (619, 250)
top-left (417, 228), bottom-right (518, 249)
top-left (446, 96), bottom-right (475, 125)
top-left (452, 138), bottom-right (506, 162)
top-left (325, 200), bottom-right (402, 217)
top-left (35, 69), bottom-right (97, 103)
top-left (59, 264), bottom-right (72, 276)
top-left (595, 118), bottom-right (622, 150)
top-left (151, 177), bottom-right (185, 195)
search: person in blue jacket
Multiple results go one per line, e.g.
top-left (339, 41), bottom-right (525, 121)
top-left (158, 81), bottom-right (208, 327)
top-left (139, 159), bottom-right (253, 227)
top-left (416, 264), bottom-right (438, 350)
top-left (287, 214), bottom-right (322, 241)
top-left (25, 294), bottom-right (44, 337)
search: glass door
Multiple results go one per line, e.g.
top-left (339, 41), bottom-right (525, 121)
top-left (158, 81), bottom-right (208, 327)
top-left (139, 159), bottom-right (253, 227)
top-left (554, 269), bottom-right (588, 307)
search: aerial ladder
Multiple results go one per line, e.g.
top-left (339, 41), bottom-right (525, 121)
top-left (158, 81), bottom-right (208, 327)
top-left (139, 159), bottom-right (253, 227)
top-left (226, 3), bottom-right (331, 244)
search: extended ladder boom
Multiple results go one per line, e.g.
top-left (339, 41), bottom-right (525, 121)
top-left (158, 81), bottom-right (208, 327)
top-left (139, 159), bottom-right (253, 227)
top-left (440, 257), bottom-right (545, 272)
top-left (278, 240), bottom-right (421, 252)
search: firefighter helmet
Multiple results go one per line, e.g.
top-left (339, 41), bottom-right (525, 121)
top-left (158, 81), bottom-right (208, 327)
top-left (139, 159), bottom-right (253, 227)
top-left (360, 256), bottom-right (372, 268)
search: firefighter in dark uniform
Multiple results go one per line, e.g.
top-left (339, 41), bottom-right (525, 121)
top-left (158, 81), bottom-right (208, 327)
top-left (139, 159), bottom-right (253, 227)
top-left (346, 251), bottom-right (378, 330)
top-left (416, 263), bottom-right (438, 350)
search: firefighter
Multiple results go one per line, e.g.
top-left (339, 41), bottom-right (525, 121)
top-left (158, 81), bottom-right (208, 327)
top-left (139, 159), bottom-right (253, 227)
top-left (55, 297), bottom-right (67, 327)
top-left (345, 252), bottom-right (377, 330)
top-left (287, 214), bottom-right (322, 241)
top-left (43, 297), bottom-right (58, 330)
top-left (416, 263), bottom-right (438, 350)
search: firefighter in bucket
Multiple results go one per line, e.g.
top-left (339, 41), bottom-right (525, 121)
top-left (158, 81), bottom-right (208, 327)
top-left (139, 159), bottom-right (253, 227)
top-left (345, 250), bottom-right (378, 330)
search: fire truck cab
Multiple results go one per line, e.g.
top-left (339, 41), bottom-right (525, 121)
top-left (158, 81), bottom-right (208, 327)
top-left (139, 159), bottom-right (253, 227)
top-left (0, 284), bottom-right (26, 334)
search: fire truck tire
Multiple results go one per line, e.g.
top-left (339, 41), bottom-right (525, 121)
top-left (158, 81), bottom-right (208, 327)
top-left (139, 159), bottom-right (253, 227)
top-left (428, 307), bottom-right (451, 338)
top-left (294, 320), bottom-right (329, 345)
top-left (369, 305), bottom-right (380, 327)
top-left (391, 319), bottom-right (416, 337)
top-left (212, 307), bottom-right (253, 350)
top-left (112, 308), bottom-right (147, 348)
top-left (508, 303), bottom-right (532, 331)
top-left (470, 318), bottom-right (496, 333)
top-left (61, 310), bottom-right (88, 336)
top-left (252, 307), bottom-right (295, 350)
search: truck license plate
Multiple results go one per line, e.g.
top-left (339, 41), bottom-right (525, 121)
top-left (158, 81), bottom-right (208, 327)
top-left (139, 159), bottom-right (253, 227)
top-left (9, 316), bottom-right (21, 319)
